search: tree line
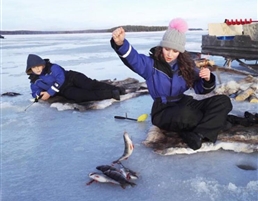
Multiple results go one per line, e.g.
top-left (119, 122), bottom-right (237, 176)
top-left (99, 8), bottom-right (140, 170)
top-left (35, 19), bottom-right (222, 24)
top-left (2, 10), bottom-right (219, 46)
top-left (0, 25), bottom-right (203, 35)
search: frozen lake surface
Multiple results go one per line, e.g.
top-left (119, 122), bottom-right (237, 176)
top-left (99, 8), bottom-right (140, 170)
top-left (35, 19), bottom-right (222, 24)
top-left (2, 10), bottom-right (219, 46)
top-left (1, 31), bottom-right (258, 201)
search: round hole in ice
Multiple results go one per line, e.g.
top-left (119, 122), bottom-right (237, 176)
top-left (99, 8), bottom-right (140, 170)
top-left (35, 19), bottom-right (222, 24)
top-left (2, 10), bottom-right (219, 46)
top-left (236, 164), bottom-right (257, 171)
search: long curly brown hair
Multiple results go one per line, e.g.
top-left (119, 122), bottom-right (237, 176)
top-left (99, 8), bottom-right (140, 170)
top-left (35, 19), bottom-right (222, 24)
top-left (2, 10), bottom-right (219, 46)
top-left (154, 47), bottom-right (196, 88)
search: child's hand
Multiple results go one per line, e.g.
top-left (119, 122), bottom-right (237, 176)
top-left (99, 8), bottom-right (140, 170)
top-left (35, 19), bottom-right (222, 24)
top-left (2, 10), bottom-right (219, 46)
top-left (199, 68), bottom-right (211, 81)
top-left (40, 91), bottom-right (50, 100)
top-left (112, 27), bottom-right (125, 46)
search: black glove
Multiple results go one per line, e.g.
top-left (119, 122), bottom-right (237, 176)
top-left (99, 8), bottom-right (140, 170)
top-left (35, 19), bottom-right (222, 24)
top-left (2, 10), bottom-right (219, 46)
top-left (244, 111), bottom-right (258, 124)
top-left (35, 94), bottom-right (43, 102)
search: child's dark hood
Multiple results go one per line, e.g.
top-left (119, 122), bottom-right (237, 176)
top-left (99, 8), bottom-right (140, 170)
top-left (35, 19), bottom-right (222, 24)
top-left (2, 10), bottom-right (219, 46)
top-left (26, 54), bottom-right (46, 74)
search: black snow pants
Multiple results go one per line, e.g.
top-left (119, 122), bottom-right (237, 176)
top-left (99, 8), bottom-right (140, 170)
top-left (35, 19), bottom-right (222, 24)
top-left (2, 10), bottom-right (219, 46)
top-left (151, 94), bottom-right (233, 142)
top-left (59, 70), bottom-right (118, 102)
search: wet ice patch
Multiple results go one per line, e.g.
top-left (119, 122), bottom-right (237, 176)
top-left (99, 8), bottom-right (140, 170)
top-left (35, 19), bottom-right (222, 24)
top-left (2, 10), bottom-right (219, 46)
top-left (50, 99), bottom-right (114, 111)
top-left (0, 101), bottom-right (27, 112)
top-left (0, 101), bottom-right (14, 109)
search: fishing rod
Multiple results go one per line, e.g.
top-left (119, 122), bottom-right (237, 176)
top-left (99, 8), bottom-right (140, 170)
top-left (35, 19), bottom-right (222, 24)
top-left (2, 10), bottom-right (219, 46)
top-left (24, 94), bottom-right (43, 111)
top-left (114, 113), bottom-right (148, 122)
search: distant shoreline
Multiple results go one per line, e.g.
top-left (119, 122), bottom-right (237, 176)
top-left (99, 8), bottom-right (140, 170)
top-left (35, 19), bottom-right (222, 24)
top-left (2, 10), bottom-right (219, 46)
top-left (0, 26), bottom-right (204, 35)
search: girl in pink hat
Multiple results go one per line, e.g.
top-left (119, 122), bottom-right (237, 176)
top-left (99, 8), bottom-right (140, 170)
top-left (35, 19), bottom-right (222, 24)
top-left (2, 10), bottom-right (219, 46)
top-left (111, 18), bottom-right (237, 150)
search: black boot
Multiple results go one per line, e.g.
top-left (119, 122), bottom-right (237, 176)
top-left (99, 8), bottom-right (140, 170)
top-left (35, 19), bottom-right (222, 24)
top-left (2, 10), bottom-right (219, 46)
top-left (112, 89), bottom-right (120, 100)
top-left (118, 87), bottom-right (126, 95)
top-left (220, 120), bottom-right (233, 132)
top-left (180, 131), bottom-right (203, 150)
top-left (244, 111), bottom-right (258, 124)
top-left (227, 115), bottom-right (253, 127)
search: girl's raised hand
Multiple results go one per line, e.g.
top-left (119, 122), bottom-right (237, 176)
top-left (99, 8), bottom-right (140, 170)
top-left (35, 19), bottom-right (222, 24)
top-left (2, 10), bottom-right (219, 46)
top-left (199, 67), bottom-right (211, 81)
top-left (112, 27), bottom-right (125, 46)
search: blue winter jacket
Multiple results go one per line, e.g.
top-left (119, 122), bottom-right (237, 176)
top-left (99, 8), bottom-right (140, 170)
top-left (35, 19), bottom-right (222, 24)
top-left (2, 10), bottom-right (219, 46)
top-left (30, 63), bottom-right (66, 98)
top-left (111, 39), bottom-right (216, 103)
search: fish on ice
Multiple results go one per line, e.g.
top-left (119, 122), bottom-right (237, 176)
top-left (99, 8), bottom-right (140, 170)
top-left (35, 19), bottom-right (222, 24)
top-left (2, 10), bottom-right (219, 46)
top-left (96, 163), bottom-right (139, 180)
top-left (113, 132), bottom-right (134, 164)
top-left (86, 172), bottom-right (120, 186)
top-left (96, 165), bottom-right (119, 173)
top-left (118, 162), bottom-right (139, 180)
top-left (103, 169), bottom-right (136, 189)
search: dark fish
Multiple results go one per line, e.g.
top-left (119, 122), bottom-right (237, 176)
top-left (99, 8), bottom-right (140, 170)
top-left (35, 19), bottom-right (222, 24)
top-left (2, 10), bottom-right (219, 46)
top-left (103, 170), bottom-right (136, 189)
top-left (1, 92), bottom-right (21, 96)
top-left (118, 162), bottom-right (139, 180)
top-left (96, 165), bottom-right (119, 173)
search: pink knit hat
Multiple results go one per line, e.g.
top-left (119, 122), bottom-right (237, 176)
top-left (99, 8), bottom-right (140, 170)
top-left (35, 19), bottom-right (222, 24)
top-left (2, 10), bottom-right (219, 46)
top-left (160, 18), bottom-right (188, 53)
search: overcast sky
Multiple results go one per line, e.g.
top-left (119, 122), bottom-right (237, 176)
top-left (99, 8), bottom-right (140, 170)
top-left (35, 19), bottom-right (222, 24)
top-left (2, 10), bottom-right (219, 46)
top-left (1, 0), bottom-right (257, 31)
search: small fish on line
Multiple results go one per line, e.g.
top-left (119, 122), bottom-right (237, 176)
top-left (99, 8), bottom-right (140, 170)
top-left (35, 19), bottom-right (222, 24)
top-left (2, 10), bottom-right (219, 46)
top-left (113, 132), bottom-right (134, 164)
top-left (87, 132), bottom-right (138, 188)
